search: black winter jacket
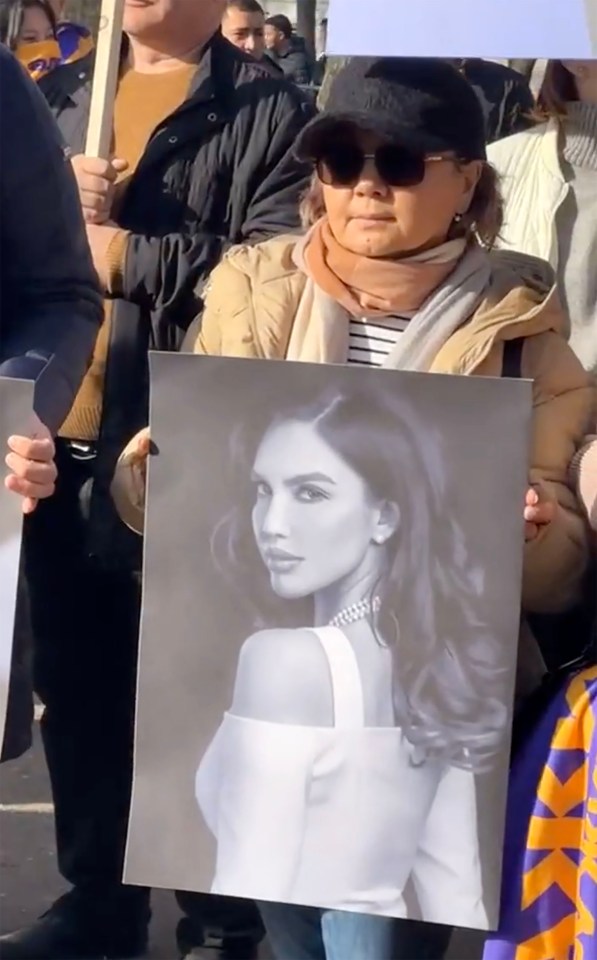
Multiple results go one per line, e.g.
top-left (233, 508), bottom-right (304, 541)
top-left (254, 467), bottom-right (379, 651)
top-left (265, 38), bottom-right (313, 86)
top-left (39, 32), bottom-right (315, 571)
top-left (0, 49), bottom-right (103, 763)
top-left (0, 49), bottom-right (102, 432)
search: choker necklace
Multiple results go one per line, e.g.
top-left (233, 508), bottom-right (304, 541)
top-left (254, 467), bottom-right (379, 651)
top-left (328, 597), bottom-right (381, 628)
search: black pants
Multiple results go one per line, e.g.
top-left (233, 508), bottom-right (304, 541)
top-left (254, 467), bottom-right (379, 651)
top-left (25, 442), bottom-right (263, 940)
top-left (23, 443), bottom-right (146, 910)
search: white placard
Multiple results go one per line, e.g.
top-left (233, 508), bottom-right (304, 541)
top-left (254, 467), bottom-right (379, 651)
top-left (327, 0), bottom-right (597, 60)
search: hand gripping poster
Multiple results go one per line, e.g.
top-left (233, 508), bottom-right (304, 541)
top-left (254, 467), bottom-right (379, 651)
top-left (125, 355), bottom-right (532, 932)
top-left (0, 377), bottom-right (34, 757)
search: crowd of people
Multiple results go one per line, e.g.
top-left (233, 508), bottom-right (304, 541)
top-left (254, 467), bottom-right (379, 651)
top-left (0, 1), bottom-right (595, 960)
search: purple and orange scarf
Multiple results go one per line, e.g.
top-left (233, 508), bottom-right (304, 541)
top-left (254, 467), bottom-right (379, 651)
top-left (484, 667), bottom-right (597, 960)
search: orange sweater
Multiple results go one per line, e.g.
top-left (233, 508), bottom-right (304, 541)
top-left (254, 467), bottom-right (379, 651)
top-left (60, 62), bottom-right (196, 440)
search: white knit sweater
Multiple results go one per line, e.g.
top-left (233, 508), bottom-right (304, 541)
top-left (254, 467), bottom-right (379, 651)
top-left (556, 102), bottom-right (597, 375)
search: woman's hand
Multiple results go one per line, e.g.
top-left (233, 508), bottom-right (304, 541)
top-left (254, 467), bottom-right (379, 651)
top-left (127, 427), bottom-right (151, 505)
top-left (524, 485), bottom-right (557, 542)
top-left (110, 427), bottom-right (151, 536)
top-left (5, 422), bottom-right (57, 514)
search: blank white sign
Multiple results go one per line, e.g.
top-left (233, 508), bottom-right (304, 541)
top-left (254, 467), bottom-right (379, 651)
top-left (327, 0), bottom-right (597, 60)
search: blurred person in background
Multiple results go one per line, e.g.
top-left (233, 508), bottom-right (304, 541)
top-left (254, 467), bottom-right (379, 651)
top-left (221, 0), bottom-right (266, 61)
top-left (264, 12), bottom-right (312, 86)
top-left (0, 1), bottom-right (313, 959)
top-left (48, 0), bottom-right (93, 65)
top-left (317, 15), bottom-right (327, 59)
top-left (0, 0), bottom-right (61, 80)
top-left (489, 60), bottom-right (597, 377)
top-left (314, 15), bottom-right (327, 85)
top-left (451, 59), bottom-right (535, 143)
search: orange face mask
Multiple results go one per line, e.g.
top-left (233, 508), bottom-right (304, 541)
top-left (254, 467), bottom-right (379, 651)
top-left (15, 39), bottom-right (62, 81)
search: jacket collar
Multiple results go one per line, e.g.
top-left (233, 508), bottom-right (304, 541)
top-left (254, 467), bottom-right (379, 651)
top-left (222, 236), bottom-right (566, 375)
top-left (74, 29), bottom-right (237, 108)
top-left (432, 249), bottom-right (565, 375)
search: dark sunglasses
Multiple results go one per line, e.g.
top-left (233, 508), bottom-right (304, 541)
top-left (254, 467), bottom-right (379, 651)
top-left (314, 142), bottom-right (450, 188)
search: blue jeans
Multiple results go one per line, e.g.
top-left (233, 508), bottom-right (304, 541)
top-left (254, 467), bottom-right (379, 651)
top-left (259, 902), bottom-right (452, 960)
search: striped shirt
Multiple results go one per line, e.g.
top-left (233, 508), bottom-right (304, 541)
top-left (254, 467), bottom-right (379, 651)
top-left (347, 316), bottom-right (410, 367)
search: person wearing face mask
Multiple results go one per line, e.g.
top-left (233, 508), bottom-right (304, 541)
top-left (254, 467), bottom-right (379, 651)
top-left (114, 57), bottom-right (595, 960)
top-left (489, 59), bottom-right (597, 378)
top-left (0, 0), bottom-right (61, 80)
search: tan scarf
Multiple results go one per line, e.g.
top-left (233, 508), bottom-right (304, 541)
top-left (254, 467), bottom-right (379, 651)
top-left (287, 231), bottom-right (490, 368)
top-left (302, 217), bottom-right (466, 316)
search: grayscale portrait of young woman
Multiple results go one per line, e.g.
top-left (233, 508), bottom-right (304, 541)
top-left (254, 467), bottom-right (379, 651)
top-left (124, 354), bottom-right (530, 934)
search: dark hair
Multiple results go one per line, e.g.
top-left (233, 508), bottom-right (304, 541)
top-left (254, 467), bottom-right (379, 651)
top-left (0, 0), bottom-right (56, 48)
top-left (226, 0), bottom-right (264, 14)
top-left (211, 385), bottom-right (510, 772)
top-left (536, 60), bottom-right (579, 118)
top-left (265, 13), bottom-right (292, 38)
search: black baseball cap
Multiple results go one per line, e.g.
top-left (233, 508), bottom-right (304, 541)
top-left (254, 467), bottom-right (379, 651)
top-left (295, 57), bottom-right (487, 162)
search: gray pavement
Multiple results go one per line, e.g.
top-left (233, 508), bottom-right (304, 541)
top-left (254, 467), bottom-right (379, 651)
top-left (1, 724), bottom-right (485, 960)
top-left (0, 726), bottom-right (182, 959)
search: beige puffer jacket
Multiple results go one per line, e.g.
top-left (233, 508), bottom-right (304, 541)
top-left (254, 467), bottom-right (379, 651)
top-left (113, 236), bottom-right (596, 616)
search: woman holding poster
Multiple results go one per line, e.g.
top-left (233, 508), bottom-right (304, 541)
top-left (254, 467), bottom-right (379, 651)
top-left (114, 58), bottom-right (595, 960)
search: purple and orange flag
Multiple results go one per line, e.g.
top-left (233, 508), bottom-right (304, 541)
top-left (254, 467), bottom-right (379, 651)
top-left (484, 667), bottom-right (597, 960)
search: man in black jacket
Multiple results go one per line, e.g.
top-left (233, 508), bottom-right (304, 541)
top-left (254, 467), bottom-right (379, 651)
top-left (0, 47), bottom-right (102, 763)
top-left (264, 14), bottom-right (313, 86)
top-left (0, 2), bottom-right (313, 959)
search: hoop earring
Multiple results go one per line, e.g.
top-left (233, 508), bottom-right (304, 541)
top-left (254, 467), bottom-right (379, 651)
top-left (387, 610), bottom-right (401, 650)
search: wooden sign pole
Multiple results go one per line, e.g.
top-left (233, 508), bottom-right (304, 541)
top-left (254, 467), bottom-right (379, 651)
top-left (85, 0), bottom-right (125, 158)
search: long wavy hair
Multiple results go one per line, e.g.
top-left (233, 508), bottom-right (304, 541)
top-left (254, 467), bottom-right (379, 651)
top-left (211, 383), bottom-right (510, 773)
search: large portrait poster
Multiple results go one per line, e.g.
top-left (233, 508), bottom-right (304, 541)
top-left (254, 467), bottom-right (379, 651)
top-left (0, 377), bottom-right (34, 755)
top-left (327, 0), bottom-right (597, 58)
top-left (125, 354), bottom-right (532, 932)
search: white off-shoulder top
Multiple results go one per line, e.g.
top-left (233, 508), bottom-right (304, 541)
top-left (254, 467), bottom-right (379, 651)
top-left (195, 626), bottom-right (488, 928)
